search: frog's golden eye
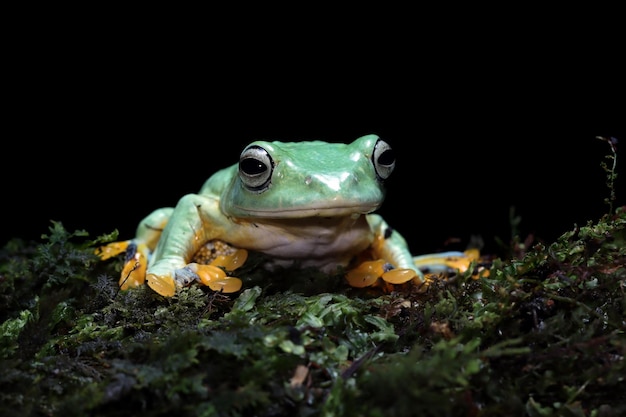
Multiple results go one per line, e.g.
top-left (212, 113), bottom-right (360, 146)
top-left (239, 145), bottom-right (274, 192)
top-left (372, 139), bottom-right (395, 180)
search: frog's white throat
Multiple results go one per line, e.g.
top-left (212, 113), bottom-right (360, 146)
top-left (230, 213), bottom-right (374, 270)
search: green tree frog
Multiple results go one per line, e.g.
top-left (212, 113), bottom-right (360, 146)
top-left (98, 134), bottom-right (476, 297)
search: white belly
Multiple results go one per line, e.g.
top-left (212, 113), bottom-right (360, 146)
top-left (227, 215), bottom-right (374, 272)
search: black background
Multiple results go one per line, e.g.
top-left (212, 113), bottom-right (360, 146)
top-left (3, 23), bottom-right (624, 259)
top-left (4, 97), bottom-right (623, 257)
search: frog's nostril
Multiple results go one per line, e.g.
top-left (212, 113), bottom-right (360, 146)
top-left (304, 175), bottom-right (312, 185)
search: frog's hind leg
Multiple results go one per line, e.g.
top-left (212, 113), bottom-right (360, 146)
top-left (96, 239), bottom-right (148, 289)
top-left (412, 249), bottom-right (480, 281)
top-left (96, 207), bottom-right (174, 290)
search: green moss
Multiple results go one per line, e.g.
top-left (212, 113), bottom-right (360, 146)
top-left (1, 143), bottom-right (625, 416)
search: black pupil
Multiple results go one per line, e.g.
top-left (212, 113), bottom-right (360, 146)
top-left (240, 158), bottom-right (267, 175)
top-left (378, 148), bottom-right (395, 166)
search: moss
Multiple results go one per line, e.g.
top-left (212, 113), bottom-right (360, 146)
top-left (1, 142), bottom-right (625, 416)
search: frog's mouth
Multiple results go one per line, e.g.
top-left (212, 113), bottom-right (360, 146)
top-left (235, 203), bottom-right (381, 219)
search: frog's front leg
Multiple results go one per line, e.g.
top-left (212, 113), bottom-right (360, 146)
top-left (144, 194), bottom-right (234, 297)
top-left (365, 214), bottom-right (420, 273)
top-left (344, 214), bottom-right (422, 288)
top-left (347, 214), bottom-right (476, 289)
top-left (366, 214), bottom-right (481, 289)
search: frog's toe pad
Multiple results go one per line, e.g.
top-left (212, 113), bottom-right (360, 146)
top-left (381, 268), bottom-right (418, 284)
top-left (207, 277), bottom-right (243, 293)
top-left (171, 264), bottom-right (243, 294)
top-left (184, 263), bottom-right (243, 293)
top-left (346, 260), bottom-right (423, 289)
top-left (147, 274), bottom-right (177, 297)
top-left (345, 260), bottom-right (387, 288)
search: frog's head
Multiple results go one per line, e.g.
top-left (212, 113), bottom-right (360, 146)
top-left (220, 134), bottom-right (396, 219)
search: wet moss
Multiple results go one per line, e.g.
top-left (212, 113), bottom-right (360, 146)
top-left (1, 141), bottom-right (624, 417)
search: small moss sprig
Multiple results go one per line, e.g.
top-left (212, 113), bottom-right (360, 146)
top-left (596, 136), bottom-right (619, 215)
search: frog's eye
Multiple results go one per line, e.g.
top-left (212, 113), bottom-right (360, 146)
top-left (372, 139), bottom-right (395, 180)
top-left (239, 145), bottom-right (274, 192)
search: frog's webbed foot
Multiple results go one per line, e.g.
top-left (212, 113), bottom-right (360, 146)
top-left (96, 240), bottom-right (151, 290)
top-left (412, 249), bottom-right (490, 286)
top-left (413, 249), bottom-right (481, 276)
top-left (345, 259), bottom-right (420, 289)
top-left (345, 249), bottom-right (487, 291)
top-left (146, 243), bottom-right (248, 297)
top-left (146, 264), bottom-right (243, 297)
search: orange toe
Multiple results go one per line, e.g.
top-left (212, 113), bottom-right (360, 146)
top-left (146, 274), bottom-right (176, 297)
top-left (95, 241), bottom-right (129, 260)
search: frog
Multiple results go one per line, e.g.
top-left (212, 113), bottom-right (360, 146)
top-left (97, 134), bottom-right (478, 297)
